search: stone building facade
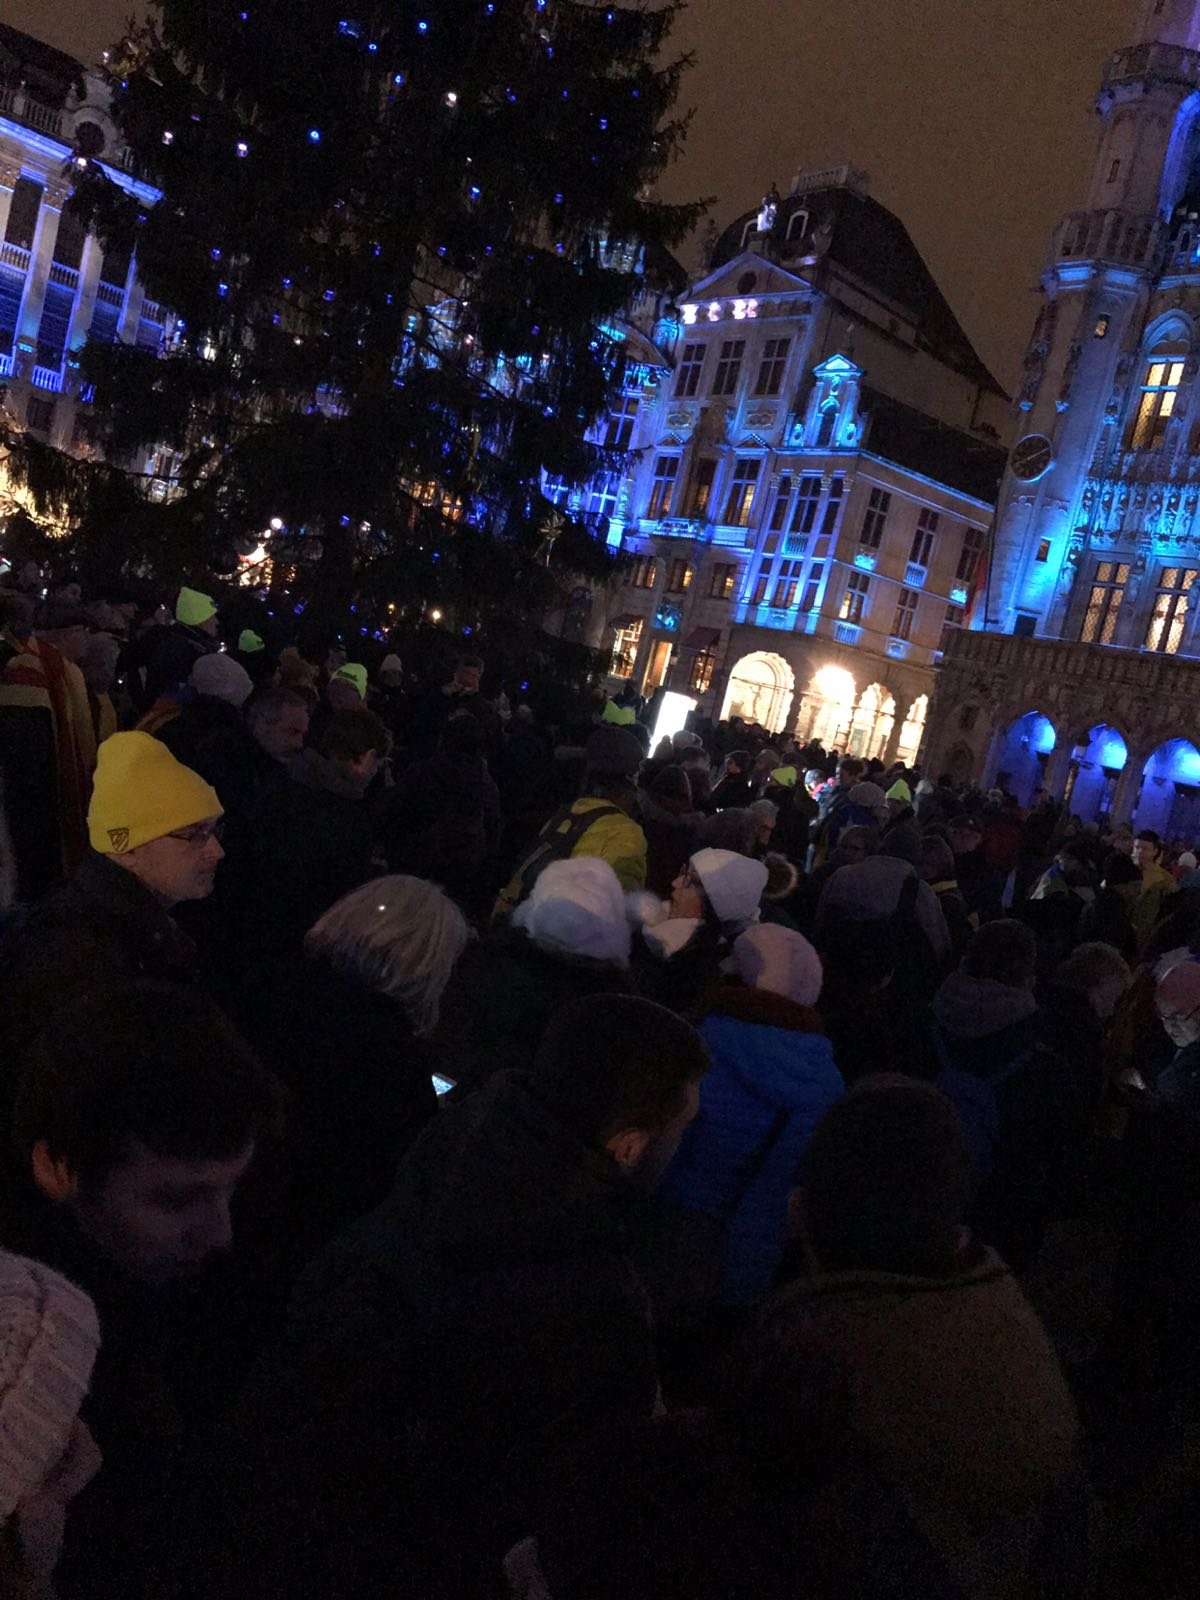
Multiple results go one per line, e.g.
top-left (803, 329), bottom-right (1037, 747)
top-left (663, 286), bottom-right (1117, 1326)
top-left (925, 0), bottom-right (1200, 836)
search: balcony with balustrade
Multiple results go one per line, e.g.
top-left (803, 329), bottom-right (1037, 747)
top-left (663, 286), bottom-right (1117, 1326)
top-left (1051, 209), bottom-right (1159, 272)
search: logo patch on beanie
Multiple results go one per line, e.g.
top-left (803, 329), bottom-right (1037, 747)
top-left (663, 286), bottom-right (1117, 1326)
top-left (107, 827), bottom-right (130, 853)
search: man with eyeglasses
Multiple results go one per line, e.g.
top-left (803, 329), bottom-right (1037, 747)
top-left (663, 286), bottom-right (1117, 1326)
top-left (0, 732), bottom-right (225, 1057)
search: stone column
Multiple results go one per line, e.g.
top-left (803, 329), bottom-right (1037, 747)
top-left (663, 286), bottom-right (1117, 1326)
top-left (0, 157), bottom-right (20, 248)
top-left (117, 256), bottom-right (145, 344)
top-left (1109, 752), bottom-right (1145, 827)
top-left (65, 234), bottom-right (103, 356)
top-left (1041, 741), bottom-right (1076, 803)
top-left (881, 694), bottom-right (913, 768)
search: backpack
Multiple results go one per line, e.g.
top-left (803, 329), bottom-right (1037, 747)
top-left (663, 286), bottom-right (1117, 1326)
top-left (494, 801), bottom-right (624, 919)
top-left (934, 1031), bottom-right (1039, 1187)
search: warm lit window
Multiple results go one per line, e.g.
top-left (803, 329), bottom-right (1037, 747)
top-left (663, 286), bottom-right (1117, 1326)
top-left (611, 618), bottom-right (643, 679)
top-left (674, 342), bottom-right (705, 398)
top-left (712, 339), bottom-right (746, 397)
top-left (1079, 560), bottom-right (1130, 644)
top-left (860, 486), bottom-right (891, 549)
top-left (1036, 538), bottom-right (1051, 563)
top-left (689, 647), bottom-right (717, 694)
top-left (1129, 356), bottom-right (1186, 450)
top-left (722, 458), bottom-right (761, 526)
top-left (956, 525), bottom-right (987, 585)
top-left (646, 455), bottom-right (680, 520)
top-left (666, 558), bottom-right (693, 593)
top-left (624, 556), bottom-right (658, 589)
top-left (689, 458), bottom-right (717, 518)
top-left (709, 562), bottom-right (738, 600)
top-left (893, 587), bottom-right (919, 641)
top-left (841, 571), bottom-right (870, 624)
top-left (604, 395), bottom-right (639, 451)
top-left (909, 508), bottom-right (938, 568)
top-left (754, 337), bottom-right (791, 397)
top-left (1144, 566), bottom-right (1198, 654)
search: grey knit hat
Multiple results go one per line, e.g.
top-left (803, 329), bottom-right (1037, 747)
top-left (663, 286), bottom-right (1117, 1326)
top-left (0, 1252), bottom-right (100, 1521)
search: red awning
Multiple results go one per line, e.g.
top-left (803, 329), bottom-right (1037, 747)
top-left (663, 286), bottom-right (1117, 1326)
top-left (609, 613), bottom-right (642, 629)
top-left (682, 627), bottom-right (721, 650)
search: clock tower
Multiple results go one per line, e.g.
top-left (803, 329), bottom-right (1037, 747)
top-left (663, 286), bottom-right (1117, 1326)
top-left (989, 0), bottom-right (1200, 637)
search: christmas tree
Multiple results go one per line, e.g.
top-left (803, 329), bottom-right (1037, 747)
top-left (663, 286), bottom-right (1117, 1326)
top-left (6, 0), bottom-right (701, 651)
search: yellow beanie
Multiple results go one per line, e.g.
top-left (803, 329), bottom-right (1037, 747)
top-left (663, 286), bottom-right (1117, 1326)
top-left (602, 700), bottom-right (637, 727)
top-left (332, 662), bottom-right (368, 699)
top-left (176, 587), bottom-right (217, 627)
top-left (88, 732), bottom-right (223, 855)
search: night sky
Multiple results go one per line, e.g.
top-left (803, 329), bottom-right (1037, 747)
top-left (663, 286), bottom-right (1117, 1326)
top-left (10, 0), bottom-right (1139, 388)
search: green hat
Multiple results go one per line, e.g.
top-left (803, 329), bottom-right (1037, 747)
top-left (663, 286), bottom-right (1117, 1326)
top-left (769, 765), bottom-right (798, 790)
top-left (332, 662), bottom-right (368, 699)
top-left (602, 700), bottom-right (637, 727)
top-left (886, 779), bottom-right (912, 804)
top-left (238, 628), bottom-right (265, 654)
top-left (176, 587), bottom-right (216, 627)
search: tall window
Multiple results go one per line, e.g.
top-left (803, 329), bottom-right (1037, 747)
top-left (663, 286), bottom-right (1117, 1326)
top-left (860, 486), bottom-right (891, 549)
top-left (790, 475), bottom-right (823, 538)
top-left (801, 561), bottom-right (825, 612)
top-left (1129, 355), bottom-right (1186, 450)
top-left (604, 395), bottom-right (638, 451)
top-left (666, 558), bottom-right (693, 594)
top-left (689, 458), bottom-right (717, 518)
top-left (624, 556), bottom-right (658, 589)
top-left (712, 339), bottom-right (746, 397)
top-left (768, 474), bottom-right (792, 532)
top-left (893, 587), bottom-right (919, 642)
top-left (821, 478), bottom-right (845, 537)
top-left (750, 562), bottom-right (771, 606)
top-left (674, 342), bottom-right (705, 398)
top-left (771, 560), bottom-right (803, 608)
top-left (841, 571), bottom-right (870, 624)
top-left (722, 458), bottom-right (761, 526)
top-left (754, 337), bottom-right (791, 396)
top-left (582, 474), bottom-right (620, 528)
top-left (709, 562), bottom-right (738, 600)
top-left (944, 603), bottom-right (965, 633)
top-left (646, 455), bottom-right (680, 520)
top-left (1144, 566), bottom-right (1198, 653)
top-left (909, 508), bottom-right (939, 568)
top-left (956, 524), bottom-right (987, 585)
top-left (689, 647), bottom-right (717, 694)
top-left (1079, 560), bottom-right (1130, 645)
top-left (4, 177), bottom-right (42, 251)
top-left (611, 618), bottom-right (643, 679)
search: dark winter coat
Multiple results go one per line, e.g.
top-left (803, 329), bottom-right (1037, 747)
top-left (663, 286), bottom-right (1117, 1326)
top-left (156, 693), bottom-right (275, 822)
top-left (930, 970), bottom-right (1092, 1268)
top-left (0, 850), bottom-right (197, 1060)
top-left (378, 747), bottom-right (501, 904)
top-left (437, 925), bottom-right (633, 1091)
top-left (710, 772), bottom-right (755, 811)
top-left (638, 788), bottom-right (703, 897)
top-left (631, 915), bottom-right (728, 1018)
top-left (133, 620), bottom-right (219, 708)
top-left (658, 987), bottom-right (843, 1304)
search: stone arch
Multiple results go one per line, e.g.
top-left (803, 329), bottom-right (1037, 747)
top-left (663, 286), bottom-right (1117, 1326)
top-left (847, 682), bottom-right (896, 761)
top-left (994, 710), bottom-right (1057, 806)
top-left (720, 650), bottom-right (795, 735)
top-left (1063, 723), bottom-right (1127, 825)
top-left (896, 693), bottom-right (929, 767)
top-left (1134, 737), bottom-right (1200, 841)
top-left (794, 663), bottom-right (856, 752)
top-left (1141, 310), bottom-right (1194, 355)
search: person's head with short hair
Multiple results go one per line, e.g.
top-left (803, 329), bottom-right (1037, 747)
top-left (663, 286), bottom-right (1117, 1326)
top-left (306, 876), bottom-right (471, 1036)
top-left (696, 806), bottom-right (759, 857)
top-left (834, 823), bottom-right (878, 868)
top-left (1156, 958), bottom-right (1200, 1049)
top-left (17, 983), bottom-right (281, 1284)
top-left (87, 732), bottom-right (224, 905)
top-left (531, 996), bottom-right (708, 1182)
top-left (723, 750), bottom-right (751, 778)
top-left (961, 918), bottom-right (1037, 992)
top-left (77, 630), bottom-right (120, 696)
top-left (747, 797), bottom-right (778, 848)
top-left (318, 706), bottom-right (389, 789)
top-left (648, 763), bottom-right (693, 811)
top-left (752, 748), bottom-right (781, 780)
top-left (799, 1077), bottom-right (971, 1277)
top-left (451, 653), bottom-right (484, 695)
top-left (919, 833), bottom-right (956, 885)
top-left (947, 814), bottom-right (983, 856)
top-left (584, 725), bottom-right (643, 797)
top-left (244, 685), bottom-right (310, 761)
top-left (1055, 942), bottom-right (1132, 1022)
top-left (1134, 829), bottom-right (1163, 869)
top-left (836, 757), bottom-right (864, 789)
top-left (33, 604), bottom-right (90, 665)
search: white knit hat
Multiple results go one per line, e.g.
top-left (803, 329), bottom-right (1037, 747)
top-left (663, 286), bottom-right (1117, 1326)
top-left (690, 847), bottom-right (768, 926)
top-left (513, 856), bottom-right (632, 967)
top-left (0, 1252), bottom-right (100, 1521)
top-left (732, 922), bottom-right (824, 1007)
top-left (191, 651), bottom-right (254, 709)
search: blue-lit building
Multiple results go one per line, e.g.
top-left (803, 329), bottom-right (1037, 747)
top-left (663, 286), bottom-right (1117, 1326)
top-left (0, 26), bottom-right (163, 472)
top-left (571, 165), bottom-right (1010, 766)
top-left (926, 0), bottom-right (1200, 835)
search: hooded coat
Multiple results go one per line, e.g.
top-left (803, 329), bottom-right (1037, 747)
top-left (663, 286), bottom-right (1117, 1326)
top-left (658, 988), bottom-right (844, 1304)
top-left (379, 746), bottom-right (502, 907)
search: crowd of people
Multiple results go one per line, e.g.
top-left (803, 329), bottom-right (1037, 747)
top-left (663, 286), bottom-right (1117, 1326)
top-left (4, 569), bottom-right (1200, 1596)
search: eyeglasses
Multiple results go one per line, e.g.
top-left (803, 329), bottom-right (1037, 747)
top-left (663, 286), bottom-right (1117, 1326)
top-left (166, 821), bottom-right (224, 846)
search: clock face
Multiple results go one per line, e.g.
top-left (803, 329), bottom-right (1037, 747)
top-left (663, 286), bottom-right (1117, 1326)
top-left (1011, 433), bottom-right (1054, 483)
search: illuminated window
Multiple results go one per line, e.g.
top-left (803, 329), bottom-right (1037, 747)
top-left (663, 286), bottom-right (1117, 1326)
top-left (646, 455), bottom-right (680, 520)
top-left (611, 617), bottom-right (643, 679)
top-left (893, 587), bottom-right (919, 641)
top-left (603, 395), bottom-right (638, 451)
top-left (712, 339), bottom-right (746, 397)
top-left (722, 458), bottom-right (761, 526)
top-left (674, 342), bottom-right (705, 398)
top-left (709, 562), bottom-right (738, 600)
top-left (841, 570), bottom-right (870, 624)
top-left (1036, 538), bottom-right (1051, 562)
top-left (1144, 566), bottom-right (1198, 654)
top-left (666, 558), bottom-right (693, 593)
top-left (754, 337), bottom-right (791, 396)
top-left (1129, 355), bottom-right (1186, 450)
top-left (582, 473), bottom-right (620, 530)
top-left (769, 474), bottom-right (793, 531)
top-left (909, 508), bottom-right (938, 568)
top-left (624, 556), bottom-right (658, 589)
top-left (1094, 316), bottom-right (1110, 339)
top-left (956, 525), bottom-right (987, 585)
top-left (751, 562), bottom-right (770, 606)
top-left (690, 646), bottom-right (717, 694)
top-left (1079, 560), bottom-right (1130, 644)
top-left (771, 560), bottom-right (803, 608)
top-left (689, 458), bottom-right (717, 518)
top-left (860, 486), bottom-right (891, 550)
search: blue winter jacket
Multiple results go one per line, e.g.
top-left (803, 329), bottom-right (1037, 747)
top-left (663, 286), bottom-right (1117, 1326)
top-left (659, 987), bottom-right (844, 1305)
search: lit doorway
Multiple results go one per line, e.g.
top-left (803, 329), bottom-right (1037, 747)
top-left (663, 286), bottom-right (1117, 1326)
top-left (719, 651), bottom-right (796, 733)
top-left (644, 639), bottom-right (674, 692)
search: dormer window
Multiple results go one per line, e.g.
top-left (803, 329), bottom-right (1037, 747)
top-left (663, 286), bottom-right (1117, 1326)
top-left (785, 209), bottom-right (810, 244)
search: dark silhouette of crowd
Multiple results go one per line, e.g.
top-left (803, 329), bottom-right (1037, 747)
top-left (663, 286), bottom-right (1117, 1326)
top-left (4, 571), bottom-right (1200, 1597)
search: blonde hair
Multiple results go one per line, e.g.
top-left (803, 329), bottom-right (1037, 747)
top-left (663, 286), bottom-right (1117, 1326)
top-left (305, 876), bottom-right (471, 1036)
